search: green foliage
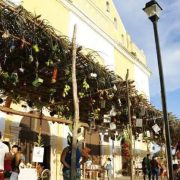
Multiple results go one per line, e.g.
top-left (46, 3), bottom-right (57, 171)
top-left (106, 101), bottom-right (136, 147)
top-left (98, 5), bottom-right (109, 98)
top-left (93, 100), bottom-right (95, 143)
top-left (62, 84), bottom-right (70, 97)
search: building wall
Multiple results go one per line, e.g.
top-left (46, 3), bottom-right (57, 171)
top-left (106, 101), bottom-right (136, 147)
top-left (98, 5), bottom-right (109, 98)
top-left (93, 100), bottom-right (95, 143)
top-left (4, 0), bottom-right (151, 179)
top-left (21, 0), bottom-right (151, 96)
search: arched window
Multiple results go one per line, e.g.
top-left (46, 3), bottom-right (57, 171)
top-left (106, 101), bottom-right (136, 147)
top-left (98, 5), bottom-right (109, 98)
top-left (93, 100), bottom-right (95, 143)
top-left (106, 1), bottom-right (110, 12)
top-left (114, 17), bottom-right (117, 29)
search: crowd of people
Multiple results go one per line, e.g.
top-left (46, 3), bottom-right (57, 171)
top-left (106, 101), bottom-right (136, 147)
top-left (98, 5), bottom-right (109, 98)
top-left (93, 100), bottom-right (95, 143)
top-left (142, 154), bottom-right (180, 180)
top-left (0, 132), bottom-right (25, 180)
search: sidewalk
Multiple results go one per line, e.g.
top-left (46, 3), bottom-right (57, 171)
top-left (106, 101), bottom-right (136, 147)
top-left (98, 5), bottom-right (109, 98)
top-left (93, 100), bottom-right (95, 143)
top-left (114, 177), bottom-right (143, 180)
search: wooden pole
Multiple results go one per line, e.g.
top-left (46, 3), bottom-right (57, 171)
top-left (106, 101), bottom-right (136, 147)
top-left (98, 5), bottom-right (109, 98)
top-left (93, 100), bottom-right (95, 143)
top-left (125, 69), bottom-right (133, 180)
top-left (71, 24), bottom-right (79, 180)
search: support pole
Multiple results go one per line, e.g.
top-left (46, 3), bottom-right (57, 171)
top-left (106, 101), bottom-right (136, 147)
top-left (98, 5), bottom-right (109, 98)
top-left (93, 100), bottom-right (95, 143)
top-left (125, 69), bottom-right (133, 180)
top-left (71, 24), bottom-right (79, 180)
top-left (152, 20), bottom-right (173, 179)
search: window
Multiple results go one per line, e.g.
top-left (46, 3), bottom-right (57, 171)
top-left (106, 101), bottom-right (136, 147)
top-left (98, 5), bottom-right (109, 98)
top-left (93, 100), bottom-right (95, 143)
top-left (106, 1), bottom-right (110, 12)
top-left (8, 0), bottom-right (22, 6)
top-left (114, 17), bottom-right (117, 29)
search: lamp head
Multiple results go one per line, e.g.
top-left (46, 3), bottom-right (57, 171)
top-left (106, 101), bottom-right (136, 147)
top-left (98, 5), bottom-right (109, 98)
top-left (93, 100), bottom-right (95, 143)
top-left (143, 0), bottom-right (163, 22)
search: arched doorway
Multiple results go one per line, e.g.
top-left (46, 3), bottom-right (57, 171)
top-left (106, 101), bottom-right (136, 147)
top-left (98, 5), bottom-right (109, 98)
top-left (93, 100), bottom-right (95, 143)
top-left (19, 112), bottom-right (51, 169)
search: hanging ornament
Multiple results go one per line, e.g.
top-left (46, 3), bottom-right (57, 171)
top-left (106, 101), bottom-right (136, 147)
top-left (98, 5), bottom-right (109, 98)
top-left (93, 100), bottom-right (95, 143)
top-left (3, 54), bottom-right (7, 64)
top-left (83, 79), bottom-right (90, 90)
top-left (19, 62), bottom-right (24, 73)
top-left (36, 60), bottom-right (39, 69)
top-left (110, 105), bottom-right (117, 117)
top-left (32, 44), bottom-right (39, 53)
top-left (110, 122), bottom-right (116, 130)
top-left (51, 67), bottom-right (57, 83)
top-left (45, 59), bottom-right (53, 67)
top-left (32, 73), bottom-right (44, 87)
top-left (118, 98), bottom-right (122, 107)
top-left (152, 124), bottom-right (161, 134)
top-left (28, 55), bottom-right (34, 63)
top-left (20, 37), bottom-right (25, 49)
top-left (113, 84), bottom-right (117, 91)
top-left (10, 39), bottom-right (15, 53)
top-left (49, 96), bottom-right (55, 104)
top-left (136, 118), bottom-right (143, 127)
top-left (100, 99), bottom-right (106, 108)
top-left (10, 72), bottom-right (19, 85)
top-left (2, 30), bottom-right (10, 39)
top-left (103, 114), bottom-right (111, 123)
top-left (89, 72), bottom-right (97, 79)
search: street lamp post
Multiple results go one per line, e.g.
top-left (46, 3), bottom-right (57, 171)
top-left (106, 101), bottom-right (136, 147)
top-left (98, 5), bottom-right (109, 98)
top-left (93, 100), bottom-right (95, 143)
top-left (143, 1), bottom-right (174, 179)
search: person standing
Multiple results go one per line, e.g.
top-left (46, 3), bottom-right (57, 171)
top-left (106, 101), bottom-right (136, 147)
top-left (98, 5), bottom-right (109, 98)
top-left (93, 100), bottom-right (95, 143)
top-left (10, 145), bottom-right (20, 180)
top-left (151, 156), bottom-right (159, 180)
top-left (61, 135), bottom-right (81, 180)
top-left (3, 141), bottom-right (13, 180)
top-left (142, 154), bottom-right (151, 180)
top-left (104, 158), bottom-right (113, 180)
top-left (0, 132), bottom-right (9, 180)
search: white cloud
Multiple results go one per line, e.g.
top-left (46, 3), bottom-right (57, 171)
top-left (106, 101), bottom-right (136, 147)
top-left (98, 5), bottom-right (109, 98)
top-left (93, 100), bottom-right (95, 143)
top-left (113, 0), bottom-right (180, 96)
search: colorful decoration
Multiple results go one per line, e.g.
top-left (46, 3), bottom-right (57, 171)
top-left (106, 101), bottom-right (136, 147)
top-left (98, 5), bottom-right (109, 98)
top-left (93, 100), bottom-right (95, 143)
top-left (32, 44), bottom-right (39, 53)
top-left (51, 67), bottom-right (58, 83)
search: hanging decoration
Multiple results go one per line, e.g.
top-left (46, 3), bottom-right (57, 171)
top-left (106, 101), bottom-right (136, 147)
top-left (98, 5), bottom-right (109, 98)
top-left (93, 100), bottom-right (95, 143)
top-left (152, 124), bottom-right (161, 134)
top-left (103, 114), bottom-right (111, 123)
top-left (136, 118), bottom-right (143, 127)
top-left (51, 66), bottom-right (58, 83)
top-left (100, 99), bottom-right (106, 109)
top-left (110, 105), bottom-right (117, 117)
top-left (2, 30), bottom-right (10, 39)
top-left (32, 44), bottom-right (40, 53)
top-left (62, 84), bottom-right (70, 97)
top-left (32, 74), bottom-right (44, 87)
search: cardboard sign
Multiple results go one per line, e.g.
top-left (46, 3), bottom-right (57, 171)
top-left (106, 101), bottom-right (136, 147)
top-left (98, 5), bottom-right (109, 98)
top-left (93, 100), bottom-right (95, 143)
top-left (136, 118), bottom-right (142, 127)
top-left (32, 147), bottom-right (44, 163)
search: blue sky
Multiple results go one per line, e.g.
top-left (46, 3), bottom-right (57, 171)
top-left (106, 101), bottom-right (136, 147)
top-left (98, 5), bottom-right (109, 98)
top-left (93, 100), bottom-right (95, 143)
top-left (113, 0), bottom-right (180, 118)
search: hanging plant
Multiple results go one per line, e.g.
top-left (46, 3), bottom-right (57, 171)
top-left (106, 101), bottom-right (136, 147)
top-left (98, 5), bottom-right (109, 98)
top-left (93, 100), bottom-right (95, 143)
top-left (78, 92), bottom-right (85, 99)
top-left (62, 84), bottom-right (70, 97)
top-left (10, 72), bottom-right (19, 85)
top-left (83, 78), bottom-right (90, 90)
top-left (2, 30), bottom-right (10, 39)
top-left (32, 74), bottom-right (44, 87)
top-left (34, 131), bottom-right (43, 147)
top-left (90, 108), bottom-right (100, 120)
top-left (28, 54), bottom-right (34, 63)
top-left (1, 71), bottom-right (9, 80)
top-left (32, 44), bottom-right (39, 53)
top-left (45, 59), bottom-right (54, 67)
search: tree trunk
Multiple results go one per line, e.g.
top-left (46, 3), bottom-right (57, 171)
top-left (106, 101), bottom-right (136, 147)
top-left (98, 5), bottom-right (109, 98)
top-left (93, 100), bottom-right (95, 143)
top-left (71, 24), bottom-right (79, 180)
top-left (126, 69), bottom-right (134, 180)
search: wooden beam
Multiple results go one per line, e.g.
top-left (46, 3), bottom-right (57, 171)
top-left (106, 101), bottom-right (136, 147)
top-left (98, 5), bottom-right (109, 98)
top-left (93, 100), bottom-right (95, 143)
top-left (0, 106), bottom-right (89, 128)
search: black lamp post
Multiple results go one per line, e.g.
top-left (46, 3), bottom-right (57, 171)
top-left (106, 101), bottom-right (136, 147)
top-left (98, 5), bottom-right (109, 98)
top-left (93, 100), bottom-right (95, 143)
top-left (143, 0), bottom-right (174, 179)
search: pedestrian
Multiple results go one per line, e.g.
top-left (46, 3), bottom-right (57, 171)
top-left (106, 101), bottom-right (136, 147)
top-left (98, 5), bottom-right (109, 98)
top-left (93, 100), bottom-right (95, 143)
top-left (142, 154), bottom-right (151, 180)
top-left (36, 162), bottom-right (50, 180)
top-left (60, 135), bottom-right (81, 180)
top-left (173, 164), bottom-right (179, 180)
top-left (151, 156), bottom-right (159, 180)
top-left (3, 141), bottom-right (13, 180)
top-left (104, 157), bottom-right (113, 180)
top-left (0, 132), bottom-right (9, 180)
top-left (10, 145), bottom-right (19, 180)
